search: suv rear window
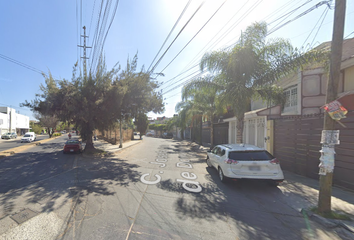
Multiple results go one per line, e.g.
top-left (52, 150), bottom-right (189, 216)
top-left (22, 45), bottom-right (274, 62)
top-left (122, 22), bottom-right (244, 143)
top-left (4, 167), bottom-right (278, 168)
top-left (228, 151), bottom-right (273, 161)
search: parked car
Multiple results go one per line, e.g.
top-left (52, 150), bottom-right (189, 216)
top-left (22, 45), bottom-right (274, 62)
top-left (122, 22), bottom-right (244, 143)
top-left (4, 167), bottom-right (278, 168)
top-left (145, 132), bottom-right (155, 137)
top-left (1, 132), bottom-right (17, 139)
top-left (21, 133), bottom-right (36, 142)
top-left (162, 132), bottom-right (173, 139)
top-left (63, 139), bottom-right (83, 154)
top-left (206, 144), bottom-right (284, 186)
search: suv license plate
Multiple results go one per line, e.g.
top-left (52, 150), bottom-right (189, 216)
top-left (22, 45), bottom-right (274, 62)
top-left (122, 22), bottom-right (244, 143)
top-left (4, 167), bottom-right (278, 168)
top-left (70, 149), bottom-right (74, 152)
top-left (249, 166), bottom-right (260, 171)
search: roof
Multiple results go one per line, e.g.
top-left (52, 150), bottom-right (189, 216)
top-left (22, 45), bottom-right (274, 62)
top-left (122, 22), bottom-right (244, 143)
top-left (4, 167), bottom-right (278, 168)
top-left (313, 37), bottom-right (354, 62)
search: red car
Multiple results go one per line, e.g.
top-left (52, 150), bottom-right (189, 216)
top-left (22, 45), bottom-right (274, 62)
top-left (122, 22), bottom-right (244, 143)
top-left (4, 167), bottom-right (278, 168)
top-left (63, 140), bottom-right (83, 154)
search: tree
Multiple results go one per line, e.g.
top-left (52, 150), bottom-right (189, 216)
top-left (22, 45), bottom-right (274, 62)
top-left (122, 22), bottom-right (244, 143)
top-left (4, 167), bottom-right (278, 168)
top-left (134, 113), bottom-right (149, 140)
top-left (22, 54), bottom-right (164, 150)
top-left (177, 75), bottom-right (224, 147)
top-left (34, 113), bottom-right (58, 138)
top-left (29, 121), bottom-right (43, 134)
top-left (199, 22), bottom-right (327, 143)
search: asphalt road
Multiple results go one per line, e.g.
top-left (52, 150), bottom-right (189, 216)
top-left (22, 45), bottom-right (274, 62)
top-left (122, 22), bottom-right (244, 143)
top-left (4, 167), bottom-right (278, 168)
top-left (0, 134), bottom-right (49, 152)
top-left (0, 136), bottom-right (340, 240)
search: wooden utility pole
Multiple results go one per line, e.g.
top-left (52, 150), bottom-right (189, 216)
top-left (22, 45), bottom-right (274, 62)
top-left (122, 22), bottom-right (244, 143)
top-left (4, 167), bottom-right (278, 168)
top-left (318, 0), bottom-right (346, 214)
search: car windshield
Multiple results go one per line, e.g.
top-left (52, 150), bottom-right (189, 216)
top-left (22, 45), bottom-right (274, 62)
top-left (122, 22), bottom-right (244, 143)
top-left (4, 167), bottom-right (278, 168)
top-left (66, 140), bottom-right (79, 145)
top-left (228, 151), bottom-right (273, 161)
top-left (23, 134), bottom-right (31, 137)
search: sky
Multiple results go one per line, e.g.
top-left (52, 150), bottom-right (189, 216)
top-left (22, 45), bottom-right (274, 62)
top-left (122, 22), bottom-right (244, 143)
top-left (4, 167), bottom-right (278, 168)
top-left (0, 0), bottom-right (353, 121)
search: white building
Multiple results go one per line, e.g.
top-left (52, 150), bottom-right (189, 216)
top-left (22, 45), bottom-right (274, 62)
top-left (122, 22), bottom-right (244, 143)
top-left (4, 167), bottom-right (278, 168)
top-left (0, 107), bottom-right (30, 135)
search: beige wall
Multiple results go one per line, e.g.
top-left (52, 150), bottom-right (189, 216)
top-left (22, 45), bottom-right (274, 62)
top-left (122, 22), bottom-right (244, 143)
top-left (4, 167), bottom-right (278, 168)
top-left (344, 65), bottom-right (354, 92)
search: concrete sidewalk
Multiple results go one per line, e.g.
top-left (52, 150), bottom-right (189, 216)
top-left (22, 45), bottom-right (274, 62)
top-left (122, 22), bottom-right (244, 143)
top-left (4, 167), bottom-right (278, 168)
top-left (91, 137), bottom-right (142, 154)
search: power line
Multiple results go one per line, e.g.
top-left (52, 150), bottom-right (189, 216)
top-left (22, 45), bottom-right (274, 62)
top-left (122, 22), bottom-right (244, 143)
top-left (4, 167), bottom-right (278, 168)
top-left (97, 0), bottom-right (120, 67)
top-left (162, 71), bottom-right (206, 96)
top-left (159, 0), bottom-right (262, 94)
top-left (301, 5), bottom-right (329, 48)
top-left (158, 0), bottom-right (264, 97)
top-left (159, 0), bottom-right (336, 100)
top-left (158, 1), bottom-right (227, 74)
top-left (268, 0), bottom-right (313, 26)
top-left (0, 53), bottom-right (62, 81)
top-left (88, 0), bottom-right (97, 38)
top-left (149, 1), bottom-right (206, 74)
top-left (179, 0), bottom-right (263, 73)
top-left (147, 0), bottom-right (192, 72)
top-left (161, 68), bottom-right (201, 92)
top-left (309, 7), bottom-right (329, 48)
top-left (267, 1), bottom-right (331, 36)
top-left (177, 0), bottom-right (250, 75)
top-left (89, 0), bottom-right (105, 72)
top-left (159, 63), bottom-right (199, 88)
top-left (263, 0), bottom-right (304, 23)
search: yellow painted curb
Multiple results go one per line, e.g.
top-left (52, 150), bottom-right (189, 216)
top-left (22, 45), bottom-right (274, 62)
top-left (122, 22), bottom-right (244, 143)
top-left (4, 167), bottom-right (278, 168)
top-left (0, 135), bottom-right (63, 159)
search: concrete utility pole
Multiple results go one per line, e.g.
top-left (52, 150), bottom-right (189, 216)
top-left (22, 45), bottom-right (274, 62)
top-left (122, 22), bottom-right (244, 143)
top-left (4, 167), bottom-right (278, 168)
top-left (78, 26), bottom-right (92, 79)
top-left (318, 0), bottom-right (346, 214)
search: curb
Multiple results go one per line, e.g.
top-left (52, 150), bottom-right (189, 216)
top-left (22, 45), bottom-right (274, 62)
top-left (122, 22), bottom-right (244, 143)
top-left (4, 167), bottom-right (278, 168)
top-left (301, 208), bottom-right (354, 238)
top-left (0, 135), bottom-right (62, 159)
top-left (80, 140), bottom-right (142, 159)
top-left (95, 140), bottom-right (142, 154)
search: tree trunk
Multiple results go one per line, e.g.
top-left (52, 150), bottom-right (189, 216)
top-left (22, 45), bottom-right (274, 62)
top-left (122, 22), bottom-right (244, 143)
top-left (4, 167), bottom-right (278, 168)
top-left (210, 119), bottom-right (214, 149)
top-left (85, 132), bottom-right (94, 150)
top-left (47, 127), bottom-right (52, 138)
top-left (236, 116), bottom-right (244, 144)
top-left (119, 118), bottom-right (123, 148)
top-left (199, 116), bottom-right (202, 145)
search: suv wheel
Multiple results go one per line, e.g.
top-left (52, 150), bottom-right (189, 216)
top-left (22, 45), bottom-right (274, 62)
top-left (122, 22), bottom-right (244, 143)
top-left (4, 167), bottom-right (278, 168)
top-left (268, 180), bottom-right (279, 187)
top-left (218, 167), bottom-right (227, 183)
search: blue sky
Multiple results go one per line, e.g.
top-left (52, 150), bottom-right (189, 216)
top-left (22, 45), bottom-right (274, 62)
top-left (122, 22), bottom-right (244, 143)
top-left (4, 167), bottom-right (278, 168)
top-left (0, 0), bottom-right (353, 120)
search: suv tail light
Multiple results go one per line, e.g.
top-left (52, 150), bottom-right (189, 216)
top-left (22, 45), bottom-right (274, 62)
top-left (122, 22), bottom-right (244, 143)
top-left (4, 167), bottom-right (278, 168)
top-left (270, 158), bottom-right (279, 164)
top-left (224, 159), bottom-right (238, 164)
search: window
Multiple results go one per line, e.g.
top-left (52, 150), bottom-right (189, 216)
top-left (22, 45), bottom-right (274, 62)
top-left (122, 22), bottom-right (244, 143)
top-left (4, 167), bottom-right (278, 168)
top-left (283, 86), bottom-right (298, 112)
top-left (212, 147), bottom-right (219, 154)
top-left (228, 151), bottom-right (274, 161)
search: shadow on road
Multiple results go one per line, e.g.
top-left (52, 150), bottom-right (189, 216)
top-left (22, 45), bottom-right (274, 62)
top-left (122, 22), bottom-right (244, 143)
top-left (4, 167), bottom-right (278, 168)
top-left (155, 142), bottom-right (340, 240)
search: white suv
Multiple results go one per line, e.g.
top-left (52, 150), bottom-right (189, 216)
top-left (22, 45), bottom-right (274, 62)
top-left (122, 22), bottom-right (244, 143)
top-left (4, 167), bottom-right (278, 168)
top-left (207, 144), bottom-right (284, 186)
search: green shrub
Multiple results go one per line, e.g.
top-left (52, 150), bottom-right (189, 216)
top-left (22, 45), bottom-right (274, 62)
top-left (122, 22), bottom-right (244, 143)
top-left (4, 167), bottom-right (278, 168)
top-left (53, 133), bottom-right (62, 137)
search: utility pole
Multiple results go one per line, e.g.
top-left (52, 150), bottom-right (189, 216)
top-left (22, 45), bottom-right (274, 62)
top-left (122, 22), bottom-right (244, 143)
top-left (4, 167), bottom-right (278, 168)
top-left (78, 26), bottom-right (92, 79)
top-left (318, 0), bottom-right (346, 214)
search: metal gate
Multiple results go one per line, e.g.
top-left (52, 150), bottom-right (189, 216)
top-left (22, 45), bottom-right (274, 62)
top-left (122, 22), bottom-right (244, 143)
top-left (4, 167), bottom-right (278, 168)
top-left (213, 122), bottom-right (229, 146)
top-left (273, 112), bottom-right (354, 190)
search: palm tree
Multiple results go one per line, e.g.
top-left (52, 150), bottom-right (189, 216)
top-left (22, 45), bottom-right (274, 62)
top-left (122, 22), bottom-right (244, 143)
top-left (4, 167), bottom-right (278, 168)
top-left (176, 76), bottom-right (224, 147)
top-left (198, 21), bottom-right (327, 143)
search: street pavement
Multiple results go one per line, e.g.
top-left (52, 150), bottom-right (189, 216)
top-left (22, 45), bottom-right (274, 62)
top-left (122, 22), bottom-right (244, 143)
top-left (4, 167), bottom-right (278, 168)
top-left (0, 136), bottom-right (353, 239)
top-left (0, 134), bottom-right (49, 152)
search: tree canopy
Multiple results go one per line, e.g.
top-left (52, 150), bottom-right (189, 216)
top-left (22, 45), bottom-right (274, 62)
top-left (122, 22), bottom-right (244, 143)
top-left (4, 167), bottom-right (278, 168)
top-left (22, 54), bottom-right (164, 150)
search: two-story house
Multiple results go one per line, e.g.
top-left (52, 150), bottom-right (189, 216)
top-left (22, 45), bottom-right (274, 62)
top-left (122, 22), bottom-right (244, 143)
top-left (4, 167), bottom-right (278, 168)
top-left (223, 37), bottom-right (354, 190)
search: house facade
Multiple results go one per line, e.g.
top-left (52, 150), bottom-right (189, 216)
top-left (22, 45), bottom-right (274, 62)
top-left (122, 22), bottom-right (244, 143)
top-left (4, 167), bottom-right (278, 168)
top-left (223, 38), bottom-right (354, 189)
top-left (222, 38), bottom-right (354, 154)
